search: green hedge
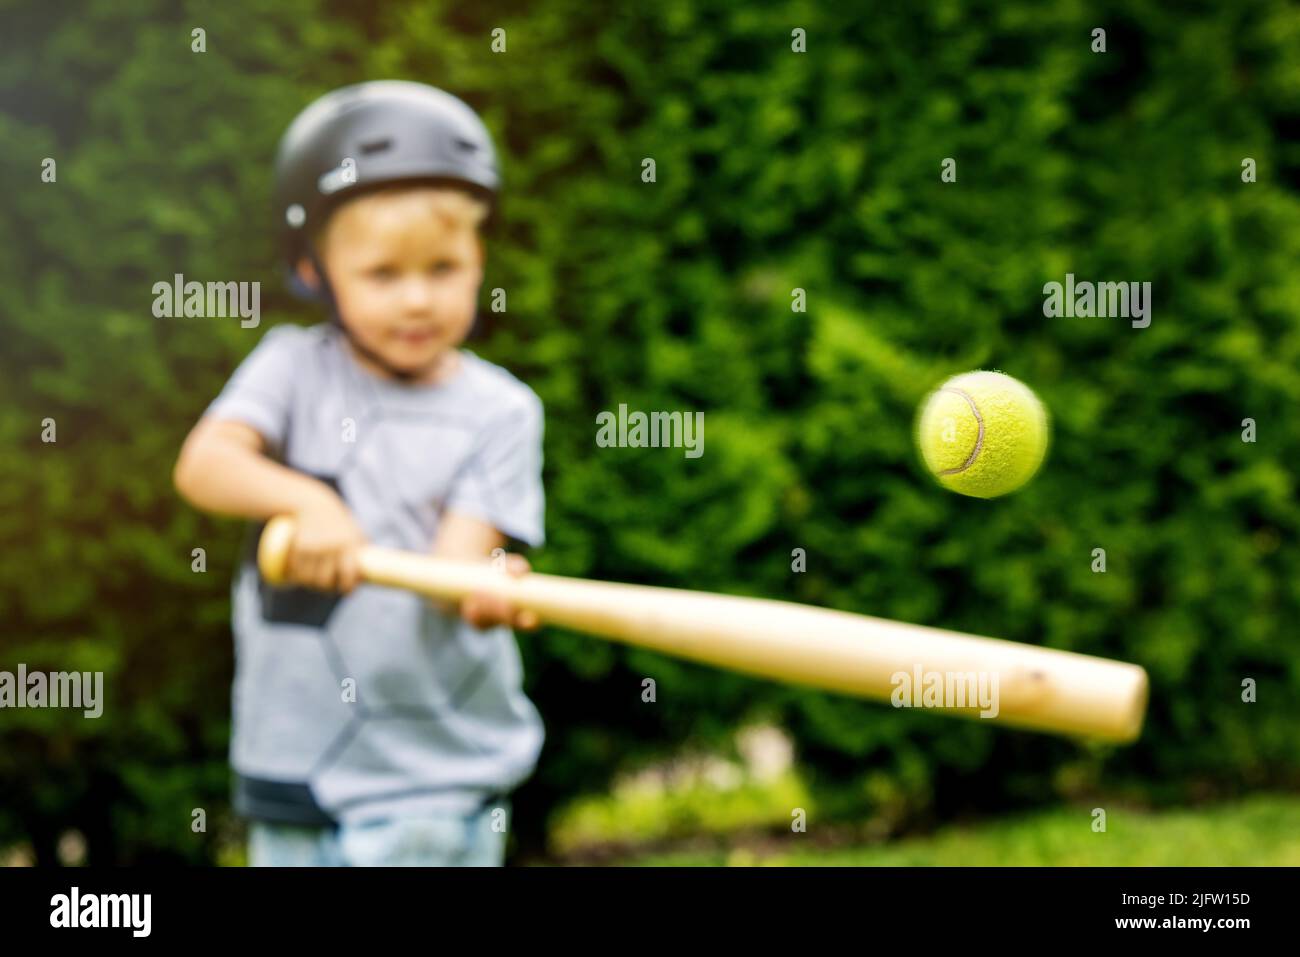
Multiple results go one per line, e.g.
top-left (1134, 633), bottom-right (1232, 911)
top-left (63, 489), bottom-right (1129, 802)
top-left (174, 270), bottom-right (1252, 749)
top-left (2, 0), bottom-right (1298, 862)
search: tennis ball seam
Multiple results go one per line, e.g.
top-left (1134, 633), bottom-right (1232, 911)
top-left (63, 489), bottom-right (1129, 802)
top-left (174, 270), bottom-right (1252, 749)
top-left (937, 387), bottom-right (984, 475)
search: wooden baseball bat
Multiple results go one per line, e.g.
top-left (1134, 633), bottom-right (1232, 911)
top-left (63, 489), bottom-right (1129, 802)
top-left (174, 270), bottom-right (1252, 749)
top-left (257, 516), bottom-right (1148, 743)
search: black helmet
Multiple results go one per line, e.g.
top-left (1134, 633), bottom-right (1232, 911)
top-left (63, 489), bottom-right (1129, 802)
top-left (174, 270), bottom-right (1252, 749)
top-left (273, 80), bottom-right (500, 301)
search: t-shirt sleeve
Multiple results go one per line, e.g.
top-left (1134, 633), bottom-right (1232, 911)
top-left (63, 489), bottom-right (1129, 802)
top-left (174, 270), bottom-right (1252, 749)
top-left (202, 325), bottom-right (305, 453)
top-left (445, 392), bottom-right (546, 548)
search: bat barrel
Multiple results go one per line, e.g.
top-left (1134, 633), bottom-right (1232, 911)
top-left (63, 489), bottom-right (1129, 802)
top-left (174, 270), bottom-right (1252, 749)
top-left (357, 546), bottom-right (1149, 743)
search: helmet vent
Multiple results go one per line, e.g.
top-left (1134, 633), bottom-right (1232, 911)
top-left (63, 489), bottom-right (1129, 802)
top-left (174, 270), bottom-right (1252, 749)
top-left (360, 138), bottom-right (392, 154)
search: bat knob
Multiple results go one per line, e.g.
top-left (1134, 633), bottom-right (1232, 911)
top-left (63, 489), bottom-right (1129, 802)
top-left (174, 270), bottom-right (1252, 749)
top-left (258, 515), bottom-right (298, 586)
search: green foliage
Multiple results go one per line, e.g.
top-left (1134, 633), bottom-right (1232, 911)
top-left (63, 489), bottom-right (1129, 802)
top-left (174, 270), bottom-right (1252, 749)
top-left (551, 769), bottom-right (811, 855)
top-left (2, 0), bottom-right (1298, 862)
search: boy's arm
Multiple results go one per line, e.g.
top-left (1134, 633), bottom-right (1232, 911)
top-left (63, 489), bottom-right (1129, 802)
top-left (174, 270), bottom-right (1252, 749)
top-left (174, 418), bottom-right (329, 519)
top-left (173, 417), bottom-right (365, 592)
top-left (432, 510), bottom-right (539, 631)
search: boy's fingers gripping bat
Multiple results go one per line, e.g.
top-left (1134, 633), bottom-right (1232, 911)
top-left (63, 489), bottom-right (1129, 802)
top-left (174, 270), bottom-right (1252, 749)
top-left (258, 516), bottom-right (1149, 743)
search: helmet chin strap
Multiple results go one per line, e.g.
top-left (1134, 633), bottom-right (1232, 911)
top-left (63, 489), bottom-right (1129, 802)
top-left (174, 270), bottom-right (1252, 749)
top-left (309, 251), bottom-right (444, 384)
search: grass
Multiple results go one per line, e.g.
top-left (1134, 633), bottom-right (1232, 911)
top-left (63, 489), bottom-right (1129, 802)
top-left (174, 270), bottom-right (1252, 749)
top-left (611, 793), bottom-right (1300, 866)
top-left (9, 793), bottom-right (1292, 867)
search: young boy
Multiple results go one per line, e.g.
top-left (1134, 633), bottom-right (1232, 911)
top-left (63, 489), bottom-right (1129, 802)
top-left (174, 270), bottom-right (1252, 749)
top-left (173, 81), bottom-right (545, 866)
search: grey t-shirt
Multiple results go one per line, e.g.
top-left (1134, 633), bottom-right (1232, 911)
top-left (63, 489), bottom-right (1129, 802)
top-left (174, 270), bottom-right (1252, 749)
top-left (204, 322), bottom-right (545, 826)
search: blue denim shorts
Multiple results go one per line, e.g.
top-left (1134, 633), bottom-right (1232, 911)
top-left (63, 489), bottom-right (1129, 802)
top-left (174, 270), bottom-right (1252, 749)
top-left (248, 802), bottom-right (510, 867)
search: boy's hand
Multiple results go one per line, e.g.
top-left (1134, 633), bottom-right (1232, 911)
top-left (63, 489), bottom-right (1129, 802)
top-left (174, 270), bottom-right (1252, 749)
top-left (283, 490), bottom-right (368, 593)
top-left (459, 553), bottom-right (540, 631)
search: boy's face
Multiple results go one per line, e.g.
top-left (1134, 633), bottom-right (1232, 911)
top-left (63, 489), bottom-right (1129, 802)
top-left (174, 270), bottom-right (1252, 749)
top-left (303, 187), bottom-right (484, 380)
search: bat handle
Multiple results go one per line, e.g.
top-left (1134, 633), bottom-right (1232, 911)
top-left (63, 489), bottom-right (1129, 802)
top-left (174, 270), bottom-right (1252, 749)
top-left (257, 515), bottom-right (299, 585)
top-left (256, 515), bottom-right (511, 600)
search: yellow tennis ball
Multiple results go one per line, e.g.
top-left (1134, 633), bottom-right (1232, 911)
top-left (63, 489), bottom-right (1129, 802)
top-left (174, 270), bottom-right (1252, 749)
top-left (916, 371), bottom-right (1049, 498)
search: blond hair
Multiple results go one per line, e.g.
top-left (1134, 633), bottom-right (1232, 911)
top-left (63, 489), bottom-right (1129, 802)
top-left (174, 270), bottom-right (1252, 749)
top-left (312, 183), bottom-right (490, 251)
